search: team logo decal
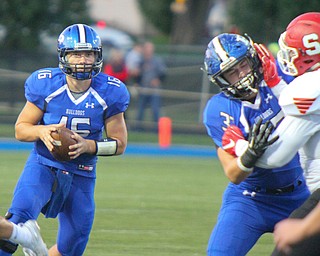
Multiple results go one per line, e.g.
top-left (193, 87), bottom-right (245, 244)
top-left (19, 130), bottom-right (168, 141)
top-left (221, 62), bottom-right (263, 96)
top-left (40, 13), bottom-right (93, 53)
top-left (264, 93), bottom-right (273, 104)
top-left (85, 102), bottom-right (95, 109)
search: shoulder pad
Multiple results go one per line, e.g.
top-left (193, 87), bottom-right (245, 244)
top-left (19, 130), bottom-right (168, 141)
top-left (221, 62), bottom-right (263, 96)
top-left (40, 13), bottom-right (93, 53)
top-left (279, 71), bottom-right (320, 115)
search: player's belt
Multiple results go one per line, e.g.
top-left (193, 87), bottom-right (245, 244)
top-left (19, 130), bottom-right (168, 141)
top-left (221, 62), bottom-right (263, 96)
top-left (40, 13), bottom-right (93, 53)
top-left (255, 180), bottom-right (302, 195)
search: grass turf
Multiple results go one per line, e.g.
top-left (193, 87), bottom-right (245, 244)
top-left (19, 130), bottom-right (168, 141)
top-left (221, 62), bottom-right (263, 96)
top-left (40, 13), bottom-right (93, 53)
top-left (0, 152), bottom-right (274, 255)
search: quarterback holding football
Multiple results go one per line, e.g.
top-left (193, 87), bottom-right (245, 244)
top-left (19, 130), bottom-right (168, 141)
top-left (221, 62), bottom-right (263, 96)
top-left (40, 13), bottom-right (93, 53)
top-left (0, 24), bottom-right (129, 256)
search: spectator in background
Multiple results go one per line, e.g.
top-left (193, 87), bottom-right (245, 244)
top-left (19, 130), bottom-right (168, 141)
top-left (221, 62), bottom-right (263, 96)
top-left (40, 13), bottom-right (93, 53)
top-left (125, 42), bottom-right (143, 85)
top-left (104, 48), bottom-right (130, 121)
top-left (104, 49), bottom-right (129, 83)
top-left (135, 41), bottom-right (166, 130)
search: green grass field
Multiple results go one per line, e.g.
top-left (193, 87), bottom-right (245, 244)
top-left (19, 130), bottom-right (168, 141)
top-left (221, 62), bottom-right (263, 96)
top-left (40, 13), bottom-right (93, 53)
top-left (0, 152), bottom-right (274, 255)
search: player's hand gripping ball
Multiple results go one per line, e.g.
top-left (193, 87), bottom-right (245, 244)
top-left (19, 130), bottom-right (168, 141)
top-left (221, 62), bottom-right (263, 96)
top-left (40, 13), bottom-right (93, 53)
top-left (50, 127), bottom-right (76, 162)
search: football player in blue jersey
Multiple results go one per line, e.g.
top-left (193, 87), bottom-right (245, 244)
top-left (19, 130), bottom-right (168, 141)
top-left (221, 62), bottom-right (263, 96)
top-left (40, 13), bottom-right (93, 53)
top-left (202, 33), bottom-right (310, 256)
top-left (0, 24), bottom-right (130, 256)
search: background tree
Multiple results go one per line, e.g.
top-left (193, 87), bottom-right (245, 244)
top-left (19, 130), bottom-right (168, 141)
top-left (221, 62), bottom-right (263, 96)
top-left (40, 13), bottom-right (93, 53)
top-left (170, 0), bottom-right (210, 44)
top-left (138, 0), bottom-right (173, 36)
top-left (0, 0), bottom-right (92, 51)
top-left (138, 0), bottom-right (210, 44)
top-left (228, 0), bottom-right (320, 44)
top-left (138, 0), bottom-right (320, 45)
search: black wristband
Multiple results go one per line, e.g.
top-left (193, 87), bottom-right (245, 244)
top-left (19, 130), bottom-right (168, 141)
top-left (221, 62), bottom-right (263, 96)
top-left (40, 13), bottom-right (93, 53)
top-left (239, 148), bottom-right (258, 169)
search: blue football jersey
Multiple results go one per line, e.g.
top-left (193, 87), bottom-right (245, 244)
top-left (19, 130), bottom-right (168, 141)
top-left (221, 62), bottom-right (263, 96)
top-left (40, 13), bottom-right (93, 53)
top-left (25, 67), bottom-right (130, 177)
top-left (203, 83), bottom-right (301, 188)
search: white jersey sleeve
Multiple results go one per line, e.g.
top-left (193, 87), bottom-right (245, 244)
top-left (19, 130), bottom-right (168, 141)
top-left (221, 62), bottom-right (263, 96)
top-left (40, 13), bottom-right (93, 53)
top-left (269, 78), bottom-right (288, 99)
top-left (279, 71), bottom-right (320, 116)
top-left (256, 70), bottom-right (320, 169)
top-left (299, 133), bottom-right (320, 193)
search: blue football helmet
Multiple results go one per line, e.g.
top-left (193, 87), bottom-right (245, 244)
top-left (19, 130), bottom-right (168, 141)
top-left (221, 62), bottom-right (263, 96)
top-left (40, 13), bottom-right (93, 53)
top-left (204, 33), bottom-right (263, 99)
top-left (57, 24), bottom-right (103, 80)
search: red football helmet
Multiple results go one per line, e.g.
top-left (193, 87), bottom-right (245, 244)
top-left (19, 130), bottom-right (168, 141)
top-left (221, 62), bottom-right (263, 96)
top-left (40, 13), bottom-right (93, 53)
top-left (277, 12), bottom-right (320, 76)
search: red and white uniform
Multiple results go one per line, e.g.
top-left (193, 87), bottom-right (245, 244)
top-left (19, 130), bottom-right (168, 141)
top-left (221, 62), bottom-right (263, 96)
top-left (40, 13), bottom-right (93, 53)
top-left (257, 70), bottom-right (320, 192)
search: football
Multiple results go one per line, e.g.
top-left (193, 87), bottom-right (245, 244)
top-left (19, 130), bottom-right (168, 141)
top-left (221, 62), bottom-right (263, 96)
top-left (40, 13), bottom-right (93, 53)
top-left (50, 127), bottom-right (76, 162)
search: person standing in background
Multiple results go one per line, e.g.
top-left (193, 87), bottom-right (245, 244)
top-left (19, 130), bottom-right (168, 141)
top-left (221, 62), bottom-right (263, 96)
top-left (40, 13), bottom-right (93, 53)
top-left (135, 41), bottom-right (166, 130)
top-left (103, 48), bottom-right (129, 84)
top-left (125, 42), bottom-right (143, 85)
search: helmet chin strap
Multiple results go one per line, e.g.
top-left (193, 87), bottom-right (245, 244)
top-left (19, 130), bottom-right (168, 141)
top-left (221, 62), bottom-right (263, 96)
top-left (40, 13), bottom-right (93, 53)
top-left (64, 63), bottom-right (95, 80)
top-left (231, 73), bottom-right (258, 99)
top-left (236, 73), bottom-right (257, 92)
top-left (248, 86), bottom-right (258, 93)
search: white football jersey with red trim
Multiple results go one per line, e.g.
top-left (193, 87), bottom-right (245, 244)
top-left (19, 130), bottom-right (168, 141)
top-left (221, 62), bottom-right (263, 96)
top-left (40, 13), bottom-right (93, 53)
top-left (279, 70), bottom-right (320, 116)
top-left (257, 70), bottom-right (320, 192)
